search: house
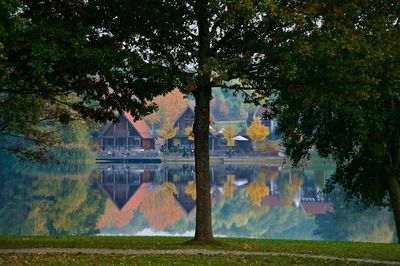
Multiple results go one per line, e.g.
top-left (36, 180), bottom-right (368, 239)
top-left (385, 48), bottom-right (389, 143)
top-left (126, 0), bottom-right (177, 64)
top-left (98, 112), bottom-right (155, 151)
top-left (168, 105), bottom-right (218, 152)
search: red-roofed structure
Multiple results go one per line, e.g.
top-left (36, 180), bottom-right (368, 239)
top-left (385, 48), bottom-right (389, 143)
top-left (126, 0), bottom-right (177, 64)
top-left (98, 112), bottom-right (155, 150)
top-left (300, 201), bottom-right (334, 215)
top-left (261, 195), bottom-right (287, 207)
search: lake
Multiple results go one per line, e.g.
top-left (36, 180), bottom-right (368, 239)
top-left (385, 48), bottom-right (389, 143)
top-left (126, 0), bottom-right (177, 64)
top-left (0, 160), bottom-right (396, 242)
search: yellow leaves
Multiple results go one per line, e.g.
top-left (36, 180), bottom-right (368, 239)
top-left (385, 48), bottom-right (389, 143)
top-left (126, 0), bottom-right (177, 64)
top-left (223, 124), bottom-right (237, 147)
top-left (223, 174), bottom-right (237, 199)
top-left (184, 126), bottom-right (194, 141)
top-left (246, 181), bottom-right (270, 206)
top-left (247, 117), bottom-right (270, 149)
top-left (184, 181), bottom-right (196, 200)
top-left (157, 121), bottom-right (178, 140)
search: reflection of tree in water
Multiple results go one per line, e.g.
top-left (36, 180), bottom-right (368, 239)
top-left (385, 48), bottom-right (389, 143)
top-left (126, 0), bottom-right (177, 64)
top-left (140, 182), bottom-right (184, 230)
top-left (184, 181), bottom-right (196, 200)
top-left (213, 189), bottom-right (269, 230)
top-left (314, 189), bottom-right (396, 243)
top-left (247, 182), bottom-right (269, 206)
top-left (0, 159), bottom-right (105, 235)
top-left (223, 174), bottom-right (236, 199)
top-left (281, 171), bottom-right (303, 207)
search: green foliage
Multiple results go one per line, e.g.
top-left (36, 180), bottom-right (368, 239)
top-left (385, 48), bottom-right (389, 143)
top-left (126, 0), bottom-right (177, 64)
top-left (248, 0), bottom-right (400, 240)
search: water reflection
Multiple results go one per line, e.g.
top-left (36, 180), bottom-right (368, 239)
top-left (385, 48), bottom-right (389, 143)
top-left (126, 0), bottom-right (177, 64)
top-left (95, 163), bottom-right (395, 242)
top-left (0, 160), bottom-right (396, 242)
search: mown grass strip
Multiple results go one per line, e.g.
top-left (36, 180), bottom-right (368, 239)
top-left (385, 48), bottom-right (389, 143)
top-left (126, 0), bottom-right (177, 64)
top-left (0, 236), bottom-right (398, 261)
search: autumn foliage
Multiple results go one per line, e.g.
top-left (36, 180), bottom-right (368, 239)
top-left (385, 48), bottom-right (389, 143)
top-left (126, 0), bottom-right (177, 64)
top-left (247, 117), bottom-right (270, 150)
top-left (140, 183), bottom-right (184, 230)
top-left (223, 174), bottom-right (237, 199)
top-left (223, 125), bottom-right (237, 147)
top-left (145, 89), bottom-right (188, 127)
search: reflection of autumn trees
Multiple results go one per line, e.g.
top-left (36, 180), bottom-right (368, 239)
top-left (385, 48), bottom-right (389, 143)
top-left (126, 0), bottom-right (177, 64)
top-left (140, 183), bottom-right (184, 230)
top-left (0, 162), bottom-right (105, 236)
top-left (213, 189), bottom-right (268, 230)
top-left (184, 181), bottom-right (196, 200)
top-left (247, 181), bottom-right (270, 206)
top-left (281, 172), bottom-right (303, 207)
top-left (223, 174), bottom-right (237, 199)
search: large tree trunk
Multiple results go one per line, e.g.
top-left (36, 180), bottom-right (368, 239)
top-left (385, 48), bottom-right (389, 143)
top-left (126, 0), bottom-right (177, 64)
top-left (192, 0), bottom-right (213, 242)
top-left (193, 85), bottom-right (213, 242)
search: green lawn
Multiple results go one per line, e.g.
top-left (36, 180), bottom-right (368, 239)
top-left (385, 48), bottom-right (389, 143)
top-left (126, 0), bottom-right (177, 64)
top-left (0, 253), bottom-right (366, 266)
top-left (0, 236), bottom-right (399, 263)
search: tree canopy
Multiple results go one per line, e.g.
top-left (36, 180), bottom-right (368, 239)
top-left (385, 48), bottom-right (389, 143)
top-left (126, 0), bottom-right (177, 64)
top-left (250, 0), bottom-right (400, 241)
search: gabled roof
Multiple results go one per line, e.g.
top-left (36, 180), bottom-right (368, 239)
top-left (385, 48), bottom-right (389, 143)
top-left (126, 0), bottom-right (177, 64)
top-left (98, 112), bottom-right (153, 139)
top-left (174, 104), bottom-right (195, 124)
top-left (124, 112), bottom-right (153, 139)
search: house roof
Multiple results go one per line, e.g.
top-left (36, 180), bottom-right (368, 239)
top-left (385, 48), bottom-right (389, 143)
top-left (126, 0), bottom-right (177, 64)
top-left (300, 201), bottom-right (334, 215)
top-left (98, 112), bottom-right (153, 139)
top-left (121, 183), bottom-right (151, 212)
top-left (261, 195), bottom-right (287, 207)
top-left (124, 112), bottom-right (153, 139)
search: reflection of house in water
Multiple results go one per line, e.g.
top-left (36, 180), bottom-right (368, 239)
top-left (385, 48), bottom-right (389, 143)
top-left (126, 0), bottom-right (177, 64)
top-left (96, 164), bottom-right (160, 210)
top-left (95, 164), bottom-right (335, 232)
top-left (259, 168), bottom-right (334, 214)
top-left (166, 164), bottom-right (196, 215)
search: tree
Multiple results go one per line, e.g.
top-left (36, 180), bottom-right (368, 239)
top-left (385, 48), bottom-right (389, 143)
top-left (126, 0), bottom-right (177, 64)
top-left (223, 125), bottom-right (237, 147)
top-left (3, 0), bottom-right (296, 242)
top-left (1, 1), bottom-right (173, 159)
top-left (247, 117), bottom-right (270, 150)
top-left (251, 1), bottom-right (400, 241)
top-left (157, 121), bottom-right (178, 151)
top-left (184, 126), bottom-right (194, 141)
top-left (145, 88), bottom-right (188, 129)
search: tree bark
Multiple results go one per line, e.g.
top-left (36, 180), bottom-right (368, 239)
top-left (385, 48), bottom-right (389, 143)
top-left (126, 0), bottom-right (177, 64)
top-left (192, 0), bottom-right (213, 242)
top-left (193, 87), bottom-right (213, 242)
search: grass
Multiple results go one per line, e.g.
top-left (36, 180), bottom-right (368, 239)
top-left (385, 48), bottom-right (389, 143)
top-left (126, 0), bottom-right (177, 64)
top-left (0, 236), bottom-right (399, 262)
top-left (0, 253), bottom-right (362, 265)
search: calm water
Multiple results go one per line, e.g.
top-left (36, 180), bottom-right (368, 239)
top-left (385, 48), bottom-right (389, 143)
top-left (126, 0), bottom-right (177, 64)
top-left (0, 160), bottom-right (396, 242)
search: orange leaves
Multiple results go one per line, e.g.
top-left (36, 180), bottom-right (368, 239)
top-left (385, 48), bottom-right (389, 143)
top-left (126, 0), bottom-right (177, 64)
top-left (140, 183), bottom-right (184, 230)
